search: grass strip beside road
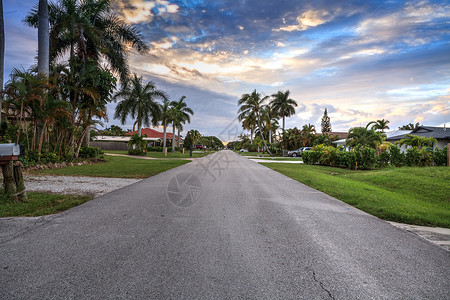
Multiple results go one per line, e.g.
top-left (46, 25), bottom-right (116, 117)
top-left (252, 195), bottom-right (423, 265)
top-left (104, 150), bottom-right (211, 159)
top-left (261, 163), bottom-right (450, 228)
top-left (0, 192), bottom-right (92, 217)
top-left (29, 155), bottom-right (191, 178)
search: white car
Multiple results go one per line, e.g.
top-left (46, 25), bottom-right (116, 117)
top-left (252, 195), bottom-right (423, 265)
top-left (239, 149), bottom-right (249, 152)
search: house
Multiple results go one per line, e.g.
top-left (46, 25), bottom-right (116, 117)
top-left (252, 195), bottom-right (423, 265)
top-left (386, 126), bottom-right (450, 150)
top-left (90, 128), bottom-right (182, 151)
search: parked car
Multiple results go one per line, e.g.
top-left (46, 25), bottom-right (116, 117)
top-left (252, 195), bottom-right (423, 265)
top-left (239, 149), bottom-right (249, 152)
top-left (287, 147), bottom-right (312, 157)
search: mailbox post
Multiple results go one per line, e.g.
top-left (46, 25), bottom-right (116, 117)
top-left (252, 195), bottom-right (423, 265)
top-left (0, 143), bottom-right (26, 201)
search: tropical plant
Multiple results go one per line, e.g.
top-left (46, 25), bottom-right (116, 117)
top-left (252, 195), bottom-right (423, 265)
top-left (398, 122), bottom-right (420, 130)
top-left (239, 108), bottom-right (256, 144)
top-left (346, 127), bottom-right (384, 149)
top-left (261, 104), bottom-right (279, 143)
top-left (399, 134), bottom-right (437, 150)
top-left (300, 123), bottom-right (316, 147)
top-left (114, 74), bottom-right (166, 136)
top-left (128, 133), bottom-right (147, 156)
top-left (238, 90), bottom-right (272, 155)
top-left (270, 90), bottom-right (297, 134)
top-left (159, 99), bottom-right (173, 153)
top-left (37, 0), bottom-right (49, 76)
top-left (25, 0), bottom-right (148, 84)
top-left (367, 119), bottom-right (390, 133)
top-left (170, 96), bottom-right (193, 152)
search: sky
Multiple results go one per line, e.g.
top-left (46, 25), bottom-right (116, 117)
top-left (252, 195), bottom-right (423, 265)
top-left (3, 0), bottom-right (450, 141)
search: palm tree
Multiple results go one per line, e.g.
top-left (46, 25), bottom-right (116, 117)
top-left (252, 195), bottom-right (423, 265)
top-left (261, 104), bottom-right (278, 143)
top-left (37, 0), bottom-right (49, 76)
top-left (240, 112), bottom-right (256, 144)
top-left (399, 134), bottom-right (437, 150)
top-left (114, 74), bottom-right (166, 136)
top-left (367, 119), bottom-right (390, 133)
top-left (170, 96), bottom-right (193, 152)
top-left (25, 0), bottom-right (148, 84)
top-left (270, 90), bottom-right (297, 134)
top-left (346, 127), bottom-right (384, 149)
top-left (300, 123), bottom-right (316, 147)
top-left (238, 90), bottom-right (272, 155)
top-left (159, 99), bottom-right (173, 154)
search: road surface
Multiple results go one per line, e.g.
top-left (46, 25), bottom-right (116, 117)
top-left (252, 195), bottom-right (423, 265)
top-left (1, 150), bottom-right (449, 299)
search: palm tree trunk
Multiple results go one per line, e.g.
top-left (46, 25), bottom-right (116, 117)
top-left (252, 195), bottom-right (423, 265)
top-left (257, 116), bottom-right (272, 156)
top-left (37, 0), bottom-right (49, 76)
top-left (177, 128), bottom-right (181, 147)
top-left (162, 123), bottom-right (167, 153)
top-left (138, 120), bottom-right (142, 136)
top-left (250, 127), bottom-right (254, 144)
top-left (0, 0), bottom-right (4, 124)
top-left (269, 128), bottom-right (272, 144)
top-left (171, 123), bottom-right (175, 152)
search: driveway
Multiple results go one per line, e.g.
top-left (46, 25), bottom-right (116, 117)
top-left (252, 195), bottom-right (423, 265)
top-left (0, 150), bottom-right (448, 299)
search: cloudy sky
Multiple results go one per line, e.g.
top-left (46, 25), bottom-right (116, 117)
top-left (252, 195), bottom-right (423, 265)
top-left (3, 0), bottom-right (450, 140)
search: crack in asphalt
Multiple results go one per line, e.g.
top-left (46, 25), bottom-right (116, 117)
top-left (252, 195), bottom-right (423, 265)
top-left (312, 270), bottom-right (335, 299)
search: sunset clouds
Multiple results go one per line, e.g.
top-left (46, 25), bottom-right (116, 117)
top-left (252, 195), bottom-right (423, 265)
top-left (3, 0), bottom-right (449, 138)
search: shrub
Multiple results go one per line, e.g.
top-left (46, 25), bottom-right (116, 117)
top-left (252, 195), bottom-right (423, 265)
top-left (338, 151), bottom-right (357, 169)
top-left (128, 148), bottom-right (147, 156)
top-left (79, 146), bottom-right (103, 158)
top-left (389, 144), bottom-right (405, 167)
top-left (376, 150), bottom-right (390, 168)
top-left (405, 147), bottom-right (421, 166)
top-left (431, 146), bottom-right (448, 166)
top-left (147, 146), bottom-right (163, 152)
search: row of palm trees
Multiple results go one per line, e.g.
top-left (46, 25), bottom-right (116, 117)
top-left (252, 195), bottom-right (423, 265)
top-left (0, 0), bottom-right (153, 160)
top-left (114, 74), bottom-right (194, 153)
top-left (237, 89), bottom-right (298, 155)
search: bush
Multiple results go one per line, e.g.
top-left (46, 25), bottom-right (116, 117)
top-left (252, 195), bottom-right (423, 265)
top-left (338, 151), bottom-right (357, 169)
top-left (355, 147), bottom-right (376, 170)
top-left (128, 148), bottom-right (147, 156)
top-left (405, 147), bottom-right (421, 166)
top-left (431, 146), bottom-right (448, 166)
top-left (79, 146), bottom-right (103, 158)
top-left (147, 146), bottom-right (163, 152)
top-left (389, 144), bottom-right (405, 167)
top-left (376, 150), bottom-right (390, 168)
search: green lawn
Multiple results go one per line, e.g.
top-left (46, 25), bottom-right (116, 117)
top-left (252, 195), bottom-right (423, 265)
top-left (251, 157), bottom-right (302, 161)
top-left (105, 150), bottom-right (210, 159)
top-left (261, 163), bottom-right (450, 228)
top-left (29, 155), bottom-right (191, 178)
top-left (0, 192), bottom-right (92, 217)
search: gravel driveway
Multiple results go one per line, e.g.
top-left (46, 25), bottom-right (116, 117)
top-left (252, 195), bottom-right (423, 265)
top-left (24, 175), bottom-right (140, 197)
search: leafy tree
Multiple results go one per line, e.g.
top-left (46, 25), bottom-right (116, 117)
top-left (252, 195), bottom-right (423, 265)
top-left (114, 74), bottom-right (166, 136)
top-left (300, 123), bottom-right (316, 147)
top-left (321, 108), bottom-right (331, 133)
top-left (239, 108), bottom-right (256, 144)
top-left (184, 129), bottom-right (201, 149)
top-left (346, 127), bottom-right (384, 149)
top-left (238, 90), bottom-right (272, 155)
top-left (367, 119), bottom-right (390, 133)
top-left (398, 122), bottom-right (420, 130)
top-left (170, 96), bottom-right (193, 152)
top-left (128, 133), bottom-right (146, 155)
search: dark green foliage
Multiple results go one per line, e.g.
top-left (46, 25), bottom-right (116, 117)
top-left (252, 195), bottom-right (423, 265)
top-left (321, 108), bottom-right (331, 133)
top-left (376, 151), bottom-right (390, 168)
top-left (405, 147), bottom-right (422, 166)
top-left (389, 144), bottom-right (405, 167)
top-left (79, 146), bottom-right (103, 158)
top-left (339, 151), bottom-right (357, 169)
top-left (431, 146), bottom-right (448, 166)
top-left (355, 148), bottom-right (376, 170)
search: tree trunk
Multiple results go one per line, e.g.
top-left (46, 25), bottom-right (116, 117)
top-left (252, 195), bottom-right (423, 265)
top-left (2, 161), bottom-right (17, 201)
top-left (171, 123), bottom-right (175, 152)
top-left (0, 0), bottom-right (4, 124)
top-left (250, 127), bottom-right (254, 144)
top-left (138, 121), bottom-right (142, 136)
top-left (257, 116), bottom-right (272, 156)
top-left (269, 128), bottom-right (272, 144)
top-left (37, 120), bottom-right (48, 162)
top-left (37, 0), bottom-right (49, 76)
top-left (162, 123), bottom-right (167, 153)
top-left (14, 161), bottom-right (27, 201)
top-left (177, 128), bottom-right (181, 147)
top-left (82, 125), bottom-right (90, 146)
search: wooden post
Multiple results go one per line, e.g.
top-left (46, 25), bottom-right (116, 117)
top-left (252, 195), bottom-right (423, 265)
top-left (14, 161), bottom-right (27, 201)
top-left (182, 148), bottom-right (185, 154)
top-left (2, 161), bottom-right (17, 201)
top-left (164, 147), bottom-right (167, 157)
top-left (447, 143), bottom-right (450, 167)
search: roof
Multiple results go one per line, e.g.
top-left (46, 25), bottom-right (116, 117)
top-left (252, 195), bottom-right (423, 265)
top-left (409, 126), bottom-right (450, 139)
top-left (315, 132), bottom-right (349, 139)
top-left (126, 128), bottom-right (179, 140)
top-left (385, 130), bottom-right (412, 141)
top-left (93, 136), bottom-right (161, 142)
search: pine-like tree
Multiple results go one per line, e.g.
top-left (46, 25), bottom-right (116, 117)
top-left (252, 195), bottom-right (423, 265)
top-left (321, 108), bottom-right (331, 133)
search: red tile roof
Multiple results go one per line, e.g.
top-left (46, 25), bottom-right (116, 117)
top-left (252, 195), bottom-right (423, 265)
top-left (126, 128), bottom-right (176, 139)
top-left (315, 132), bottom-right (349, 139)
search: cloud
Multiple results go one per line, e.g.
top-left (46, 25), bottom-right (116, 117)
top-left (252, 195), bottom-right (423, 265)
top-left (117, 0), bottom-right (179, 24)
top-left (274, 9), bottom-right (333, 32)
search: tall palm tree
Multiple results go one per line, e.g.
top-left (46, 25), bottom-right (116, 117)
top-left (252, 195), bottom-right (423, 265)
top-left (159, 99), bottom-right (173, 154)
top-left (300, 123), bottom-right (316, 147)
top-left (240, 112), bottom-right (256, 144)
top-left (261, 104), bottom-right (278, 143)
top-left (238, 90), bottom-right (272, 155)
top-left (270, 90), bottom-right (297, 134)
top-left (170, 96), bottom-right (193, 152)
top-left (37, 0), bottom-right (49, 76)
top-left (25, 0), bottom-right (148, 84)
top-left (114, 74), bottom-right (166, 136)
top-left (367, 119), bottom-right (390, 133)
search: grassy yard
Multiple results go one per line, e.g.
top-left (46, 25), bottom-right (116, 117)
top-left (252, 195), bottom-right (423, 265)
top-left (251, 157), bottom-right (302, 161)
top-left (104, 150), bottom-right (211, 159)
top-left (261, 163), bottom-right (450, 228)
top-left (0, 192), bottom-right (92, 217)
top-left (29, 155), bottom-right (191, 178)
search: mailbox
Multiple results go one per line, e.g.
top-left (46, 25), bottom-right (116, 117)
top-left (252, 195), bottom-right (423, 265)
top-left (0, 143), bottom-right (21, 157)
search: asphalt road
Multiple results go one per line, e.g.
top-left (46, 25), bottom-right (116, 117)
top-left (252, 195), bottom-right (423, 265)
top-left (1, 150), bottom-right (449, 299)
